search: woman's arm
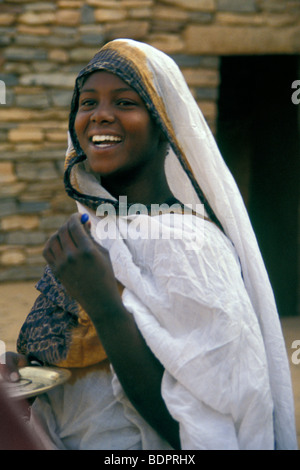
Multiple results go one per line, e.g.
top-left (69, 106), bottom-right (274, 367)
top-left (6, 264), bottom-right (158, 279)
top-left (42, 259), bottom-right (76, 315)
top-left (91, 300), bottom-right (180, 450)
top-left (43, 213), bottom-right (180, 449)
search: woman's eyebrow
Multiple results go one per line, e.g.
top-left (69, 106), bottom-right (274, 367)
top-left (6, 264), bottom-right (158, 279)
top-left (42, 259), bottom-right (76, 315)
top-left (80, 87), bottom-right (134, 94)
top-left (80, 88), bottom-right (96, 93)
top-left (114, 87), bottom-right (134, 93)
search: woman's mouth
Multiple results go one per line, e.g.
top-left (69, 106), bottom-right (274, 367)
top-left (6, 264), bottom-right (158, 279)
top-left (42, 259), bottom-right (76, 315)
top-left (90, 135), bottom-right (122, 149)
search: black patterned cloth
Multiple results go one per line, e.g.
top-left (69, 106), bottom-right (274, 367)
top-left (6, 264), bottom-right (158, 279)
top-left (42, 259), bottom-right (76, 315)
top-left (17, 265), bottom-right (79, 365)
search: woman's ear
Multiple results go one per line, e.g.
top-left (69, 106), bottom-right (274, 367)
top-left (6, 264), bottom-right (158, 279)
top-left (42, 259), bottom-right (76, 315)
top-left (160, 141), bottom-right (170, 160)
top-left (158, 130), bottom-right (170, 159)
top-left (159, 129), bottom-right (169, 143)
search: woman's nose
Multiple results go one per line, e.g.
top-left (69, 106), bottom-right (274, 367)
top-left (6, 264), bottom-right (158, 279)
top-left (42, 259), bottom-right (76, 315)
top-left (90, 103), bottom-right (115, 123)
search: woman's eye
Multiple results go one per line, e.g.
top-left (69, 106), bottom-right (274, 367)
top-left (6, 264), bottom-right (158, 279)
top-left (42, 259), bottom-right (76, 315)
top-left (117, 99), bottom-right (135, 107)
top-left (79, 99), bottom-right (96, 108)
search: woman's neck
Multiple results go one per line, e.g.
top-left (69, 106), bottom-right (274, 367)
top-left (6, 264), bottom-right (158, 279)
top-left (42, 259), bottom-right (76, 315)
top-left (101, 168), bottom-right (174, 208)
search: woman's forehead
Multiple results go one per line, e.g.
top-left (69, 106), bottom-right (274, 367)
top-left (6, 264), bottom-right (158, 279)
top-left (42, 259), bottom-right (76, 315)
top-left (80, 70), bottom-right (134, 93)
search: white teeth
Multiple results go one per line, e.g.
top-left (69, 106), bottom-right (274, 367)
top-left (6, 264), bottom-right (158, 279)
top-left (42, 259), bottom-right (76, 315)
top-left (92, 135), bottom-right (122, 144)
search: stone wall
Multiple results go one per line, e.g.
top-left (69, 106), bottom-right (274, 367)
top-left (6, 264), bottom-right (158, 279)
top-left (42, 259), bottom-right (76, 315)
top-left (0, 0), bottom-right (299, 282)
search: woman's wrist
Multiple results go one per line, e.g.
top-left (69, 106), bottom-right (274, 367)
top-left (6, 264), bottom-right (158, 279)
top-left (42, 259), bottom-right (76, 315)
top-left (84, 296), bottom-right (127, 330)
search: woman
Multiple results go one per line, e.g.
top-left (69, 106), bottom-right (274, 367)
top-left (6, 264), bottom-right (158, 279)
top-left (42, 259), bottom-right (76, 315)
top-left (3, 39), bottom-right (297, 450)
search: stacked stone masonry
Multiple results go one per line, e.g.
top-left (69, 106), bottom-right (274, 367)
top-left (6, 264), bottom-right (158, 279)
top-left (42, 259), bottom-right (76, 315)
top-left (0, 0), bottom-right (299, 281)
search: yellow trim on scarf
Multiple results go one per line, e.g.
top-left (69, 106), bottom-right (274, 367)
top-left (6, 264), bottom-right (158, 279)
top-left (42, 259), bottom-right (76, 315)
top-left (56, 281), bottom-right (124, 368)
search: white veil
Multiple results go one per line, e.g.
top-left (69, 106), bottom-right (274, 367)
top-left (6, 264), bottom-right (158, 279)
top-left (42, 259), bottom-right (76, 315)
top-left (127, 39), bottom-right (296, 449)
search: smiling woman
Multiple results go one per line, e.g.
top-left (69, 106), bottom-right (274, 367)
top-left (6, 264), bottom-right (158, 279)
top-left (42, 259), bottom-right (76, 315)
top-left (1, 39), bottom-right (297, 450)
top-left (73, 71), bottom-right (171, 206)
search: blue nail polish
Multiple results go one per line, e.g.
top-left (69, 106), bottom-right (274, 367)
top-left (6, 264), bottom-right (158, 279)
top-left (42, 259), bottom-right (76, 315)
top-left (81, 213), bottom-right (89, 224)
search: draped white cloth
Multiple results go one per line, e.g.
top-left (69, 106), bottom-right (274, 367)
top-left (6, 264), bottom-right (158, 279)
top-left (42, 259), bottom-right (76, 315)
top-left (80, 205), bottom-right (276, 449)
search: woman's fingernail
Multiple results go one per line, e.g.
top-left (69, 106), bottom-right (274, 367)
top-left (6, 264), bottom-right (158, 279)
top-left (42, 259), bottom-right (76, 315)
top-left (10, 372), bottom-right (19, 382)
top-left (81, 213), bottom-right (89, 224)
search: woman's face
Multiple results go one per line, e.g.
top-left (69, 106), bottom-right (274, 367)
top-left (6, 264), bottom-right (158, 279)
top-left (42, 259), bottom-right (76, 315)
top-left (74, 71), bottom-right (165, 181)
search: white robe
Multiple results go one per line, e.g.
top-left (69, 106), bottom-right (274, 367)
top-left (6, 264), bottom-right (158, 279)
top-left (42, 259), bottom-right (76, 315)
top-left (31, 210), bottom-right (277, 450)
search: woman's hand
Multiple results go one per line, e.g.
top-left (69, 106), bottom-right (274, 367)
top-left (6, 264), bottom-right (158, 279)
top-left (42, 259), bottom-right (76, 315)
top-left (43, 213), bottom-right (122, 318)
top-left (0, 352), bottom-right (30, 382)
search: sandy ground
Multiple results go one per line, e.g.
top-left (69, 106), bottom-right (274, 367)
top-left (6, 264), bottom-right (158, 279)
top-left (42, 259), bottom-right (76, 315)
top-left (0, 281), bottom-right (38, 353)
top-left (0, 280), bottom-right (300, 448)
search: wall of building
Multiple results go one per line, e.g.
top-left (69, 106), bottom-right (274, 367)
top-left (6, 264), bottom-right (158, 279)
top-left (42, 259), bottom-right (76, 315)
top-left (0, 0), bottom-right (299, 288)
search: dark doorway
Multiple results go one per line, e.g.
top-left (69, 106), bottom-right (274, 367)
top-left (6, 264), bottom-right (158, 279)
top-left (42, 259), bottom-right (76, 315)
top-left (216, 55), bottom-right (299, 317)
